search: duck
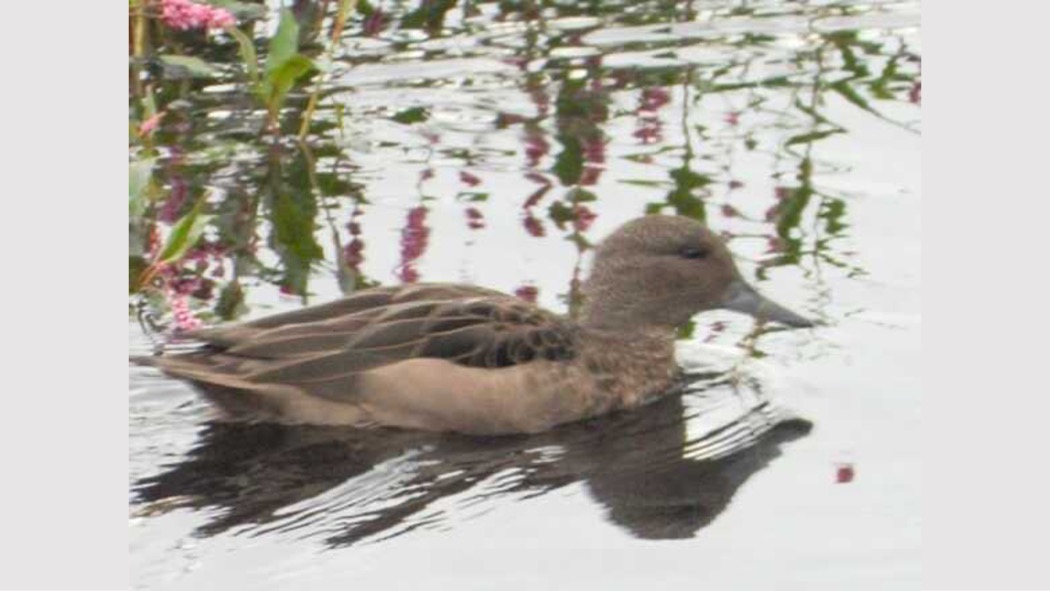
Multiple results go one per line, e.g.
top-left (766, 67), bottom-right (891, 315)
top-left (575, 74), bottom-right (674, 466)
top-left (136, 215), bottom-right (814, 435)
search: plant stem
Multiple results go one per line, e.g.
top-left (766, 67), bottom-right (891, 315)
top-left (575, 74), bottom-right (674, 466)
top-left (297, 0), bottom-right (358, 141)
top-left (131, 0), bottom-right (149, 97)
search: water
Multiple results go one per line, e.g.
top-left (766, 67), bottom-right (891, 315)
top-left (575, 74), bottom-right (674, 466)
top-left (129, 0), bottom-right (920, 588)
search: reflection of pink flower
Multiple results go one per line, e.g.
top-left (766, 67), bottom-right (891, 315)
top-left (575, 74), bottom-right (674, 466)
top-left (725, 111), bottom-right (740, 126)
top-left (524, 132), bottom-right (550, 167)
top-left (635, 88), bottom-right (670, 145)
top-left (527, 85), bottom-right (550, 117)
top-left (160, 0), bottom-right (236, 31)
top-left (465, 207), bottom-right (485, 230)
top-left (573, 205), bottom-right (596, 232)
top-left (525, 172), bottom-right (549, 185)
top-left (344, 239), bottom-right (364, 268)
top-left (344, 216), bottom-right (365, 268)
top-left (460, 171), bottom-right (482, 186)
top-left (728, 180), bottom-right (743, 190)
top-left (703, 321), bottom-right (727, 343)
top-left (580, 135), bottom-right (605, 186)
top-left (524, 184), bottom-right (551, 208)
top-left (582, 136), bottom-right (605, 164)
top-left (523, 213), bottom-right (545, 237)
top-left (633, 123), bottom-right (661, 144)
top-left (398, 206), bottom-right (429, 283)
top-left (158, 149), bottom-right (188, 223)
top-left (514, 285), bottom-right (538, 303)
top-left (639, 88), bottom-right (671, 112)
top-left (909, 80), bottom-right (921, 104)
top-left (836, 463), bottom-right (855, 483)
top-left (362, 9), bottom-right (387, 36)
top-left (721, 204), bottom-right (740, 218)
top-left (580, 167), bottom-right (602, 186)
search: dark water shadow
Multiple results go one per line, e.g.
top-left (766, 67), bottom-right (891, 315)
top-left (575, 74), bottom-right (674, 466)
top-left (133, 377), bottom-right (812, 547)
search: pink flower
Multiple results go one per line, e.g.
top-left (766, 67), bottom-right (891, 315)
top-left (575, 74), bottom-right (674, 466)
top-left (725, 111), bottom-right (740, 126)
top-left (207, 8), bottom-right (235, 28)
top-left (160, 0), bottom-right (236, 31)
top-left (168, 293), bottom-right (202, 333)
top-left (139, 111), bottom-right (165, 136)
top-left (460, 171), bottom-right (482, 187)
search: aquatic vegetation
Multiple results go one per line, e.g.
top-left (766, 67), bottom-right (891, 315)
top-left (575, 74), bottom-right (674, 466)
top-left (128, 0), bottom-right (920, 339)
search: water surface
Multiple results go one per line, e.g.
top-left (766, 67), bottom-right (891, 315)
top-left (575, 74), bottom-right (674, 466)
top-left (129, 0), bottom-right (921, 588)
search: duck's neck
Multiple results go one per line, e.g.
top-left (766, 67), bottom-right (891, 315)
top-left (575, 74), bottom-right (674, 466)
top-left (578, 292), bottom-right (676, 336)
top-left (578, 313), bottom-right (678, 366)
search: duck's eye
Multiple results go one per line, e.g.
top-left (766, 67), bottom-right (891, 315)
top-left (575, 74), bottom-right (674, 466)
top-left (680, 246), bottom-right (707, 259)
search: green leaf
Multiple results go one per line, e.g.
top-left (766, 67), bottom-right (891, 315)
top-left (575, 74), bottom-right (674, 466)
top-left (156, 199), bottom-right (213, 265)
top-left (548, 201), bottom-right (575, 229)
top-left (391, 107), bottom-right (429, 124)
top-left (831, 79), bottom-right (878, 116)
top-left (264, 9), bottom-right (300, 77)
top-left (669, 166), bottom-right (712, 192)
top-left (129, 159), bottom-right (155, 217)
top-left (553, 134), bottom-right (582, 186)
top-left (271, 190), bottom-right (323, 295)
top-left (568, 188), bottom-right (597, 203)
top-left (129, 256), bottom-right (148, 294)
top-left (158, 54), bottom-right (220, 78)
top-left (785, 129), bottom-right (844, 147)
top-left (259, 53), bottom-right (316, 113)
top-left (226, 26), bottom-right (258, 86)
top-left (215, 280), bottom-right (248, 321)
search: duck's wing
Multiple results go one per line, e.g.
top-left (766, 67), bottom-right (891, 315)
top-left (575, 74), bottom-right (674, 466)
top-left (149, 284), bottom-right (578, 392)
top-left (187, 283), bottom-right (505, 348)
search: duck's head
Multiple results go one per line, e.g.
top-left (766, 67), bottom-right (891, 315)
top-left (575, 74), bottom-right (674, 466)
top-left (580, 215), bottom-right (814, 331)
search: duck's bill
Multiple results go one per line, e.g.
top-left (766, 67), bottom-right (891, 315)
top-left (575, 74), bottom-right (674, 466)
top-left (719, 280), bottom-right (815, 328)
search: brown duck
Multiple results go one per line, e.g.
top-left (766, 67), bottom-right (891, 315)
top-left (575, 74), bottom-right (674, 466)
top-left (138, 215), bottom-right (814, 435)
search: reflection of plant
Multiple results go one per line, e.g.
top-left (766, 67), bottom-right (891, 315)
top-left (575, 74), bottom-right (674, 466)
top-left (398, 206), bottom-right (430, 283)
top-left (127, 0), bottom-right (919, 337)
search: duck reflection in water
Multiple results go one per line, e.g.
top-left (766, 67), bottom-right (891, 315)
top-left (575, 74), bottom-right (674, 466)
top-left (133, 373), bottom-right (812, 545)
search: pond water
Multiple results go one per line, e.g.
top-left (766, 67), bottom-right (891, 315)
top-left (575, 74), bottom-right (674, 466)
top-left (129, 0), bottom-right (921, 588)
